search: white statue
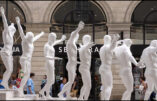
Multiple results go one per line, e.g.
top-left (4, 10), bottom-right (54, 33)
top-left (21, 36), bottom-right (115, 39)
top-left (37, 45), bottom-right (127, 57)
top-left (137, 40), bottom-right (157, 100)
top-left (58, 21), bottom-right (85, 99)
top-left (16, 16), bottom-right (45, 97)
top-left (0, 7), bottom-right (16, 90)
top-left (99, 34), bottom-right (120, 100)
top-left (114, 39), bottom-right (138, 100)
top-left (39, 33), bottom-right (66, 99)
top-left (78, 35), bottom-right (94, 100)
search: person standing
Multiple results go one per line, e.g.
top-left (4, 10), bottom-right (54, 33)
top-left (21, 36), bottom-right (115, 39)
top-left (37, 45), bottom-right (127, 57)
top-left (27, 73), bottom-right (35, 94)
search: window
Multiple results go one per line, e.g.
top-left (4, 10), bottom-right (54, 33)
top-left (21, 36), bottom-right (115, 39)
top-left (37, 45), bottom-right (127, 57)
top-left (0, 1), bottom-right (26, 76)
top-left (131, 1), bottom-right (157, 45)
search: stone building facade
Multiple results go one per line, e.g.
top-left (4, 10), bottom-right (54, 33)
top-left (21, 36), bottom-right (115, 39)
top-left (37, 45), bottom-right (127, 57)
top-left (0, 1), bottom-right (155, 100)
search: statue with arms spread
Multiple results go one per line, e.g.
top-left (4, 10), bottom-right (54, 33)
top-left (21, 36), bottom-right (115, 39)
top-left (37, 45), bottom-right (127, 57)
top-left (58, 21), bottom-right (84, 99)
top-left (0, 7), bottom-right (16, 90)
top-left (16, 16), bottom-right (45, 97)
top-left (114, 39), bottom-right (138, 100)
top-left (78, 35), bottom-right (95, 100)
top-left (138, 40), bottom-right (157, 100)
top-left (39, 33), bottom-right (66, 99)
top-left (99, 34), bottom-right (120, 100)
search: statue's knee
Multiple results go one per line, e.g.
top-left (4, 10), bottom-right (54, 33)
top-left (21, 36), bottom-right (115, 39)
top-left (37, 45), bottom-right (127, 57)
top-left (127, 87), bottom-right (133, 93)
top-left (8, 68), bottom-right (13, 73)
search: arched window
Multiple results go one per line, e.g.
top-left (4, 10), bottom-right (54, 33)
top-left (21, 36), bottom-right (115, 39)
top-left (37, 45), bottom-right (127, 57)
top-left (0, 1), bottom-right (26, 44)
top-left (131, 1), bottom-right (157, 45)
top-left (0, 1), bottom-right (26, 76)
top-left (50, 1), bottom-right (107, 44)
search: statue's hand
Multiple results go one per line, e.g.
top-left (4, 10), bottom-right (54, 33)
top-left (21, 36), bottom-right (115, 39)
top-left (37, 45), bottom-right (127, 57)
top-left (15, 16), bottom-right (20, 23)
top-left (0, 7), bottom-right (4, 14)
top-left (89, 42), bottom-right (95, 47)
top-left (113, 34), bottom-right (120, 41)
top-left (61, 35), bottom-right (66, 41)
top-left (115, 34), bottom-right (120, 40)
top-left (79, 43), bottom-right (82, 47)
top-left (137, 62), bottom-right (145, 68)
top-left (78, 21), bottom-right (85, 30)
top-left (41, 31), bottom-right (45, 35)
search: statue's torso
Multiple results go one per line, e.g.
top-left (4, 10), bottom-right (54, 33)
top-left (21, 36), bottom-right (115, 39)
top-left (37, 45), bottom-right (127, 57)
top-left (2, 30), bottom-right (14, 53)
top-left (22, 40), bottom-right (34, 58)
top-left (100, 45), bottom-right (113, 67)
top-left (66, 40), bottom-right (77, 62)
top-left (79, 45), bottom-right (91, 67)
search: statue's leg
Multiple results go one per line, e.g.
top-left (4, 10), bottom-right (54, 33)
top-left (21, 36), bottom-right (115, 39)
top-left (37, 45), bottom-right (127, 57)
top-left (100, 69), bottom-right (112, 100)
top-left (104, 70), bottom-right (113, 100)
top-left (99, 68), bottom-right (105, 100)
top-left (144, 74), bottom-right (154, 100)
top-left (45, 69), bottom-right (55, 98)
top-left (58, 63), bottom-right (76, 99)
top-left (1, 54), bottom-right (13, 89)
top-left (153, 73), bottom-right (157, 100)
top-left (39, 65), bottom-right (49, 98)
top-left (17, 60), bottom-right (30, 97)
top-left (78, 70), bottom-right (86, 100)
top-left (66, 67), bottom-right (76, 99)
top-left (120, 69), bottom-right (133, 100)
top-left (84, 70), bottom-right (92, 100)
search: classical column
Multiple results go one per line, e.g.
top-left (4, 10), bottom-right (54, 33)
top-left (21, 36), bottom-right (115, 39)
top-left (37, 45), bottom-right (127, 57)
top-left (107, 23), bottom-right (131, 39)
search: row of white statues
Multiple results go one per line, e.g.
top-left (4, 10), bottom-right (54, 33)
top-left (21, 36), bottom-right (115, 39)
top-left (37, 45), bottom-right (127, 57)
top-left (0, 6), bottom-right (156, 100)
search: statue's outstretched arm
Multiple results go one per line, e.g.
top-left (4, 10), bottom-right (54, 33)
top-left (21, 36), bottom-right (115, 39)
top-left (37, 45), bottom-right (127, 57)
top-left (33, 32), bottom-right (44, 42)
top-left (70, 21), bottom-right (84, 39)
top-left (137, 51), bottom-right (146, 68)
top-left (46, 56), bottom-right (62, 60)
top-left (1, 7), bottom-right (8, 30)
top-left (16, 16), bottom-right (26, 40)
top-left (125, 50), bottom-right (138, 66)
top-left (87, 42), bottom-right (95, 49)
top-left (53, 35), bottom-right (66, 46)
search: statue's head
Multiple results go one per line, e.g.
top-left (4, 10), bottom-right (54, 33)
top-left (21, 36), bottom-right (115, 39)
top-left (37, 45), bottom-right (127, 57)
top-left (26, 32), bottom-right (34, 42)
top-left (83, 35), bottom-right (91, 45)
top-left (8, 23), bottom-right (16, 36)
top-left (150, 40), bottom-right (157, 47)
top-left (104, 35), bottom-right (111, 45)
top-left (48, 32), bottom-right (56, 44)
top-left (124, 39), bottom-right (132, 47)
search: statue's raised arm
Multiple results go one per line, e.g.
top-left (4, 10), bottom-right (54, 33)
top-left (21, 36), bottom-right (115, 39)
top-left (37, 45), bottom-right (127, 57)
top-left (33, 31), bottom-right (45, 42)
top-left (16, 16), bottom-right (26, 40)
top-left (1, 7), bottom-right (8, 30)
top-left (52, 35), bottom-right (66, 46)
top-left (70, 21), bottom-right (85, 40)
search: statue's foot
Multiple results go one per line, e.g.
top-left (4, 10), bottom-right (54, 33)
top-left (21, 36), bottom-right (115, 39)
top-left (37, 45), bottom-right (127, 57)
top-left (39, 90), bottom-right (46, 99)
top-left (58, 92), bottom-right (64, 98)
top-left (78, 97), bottom-right (83, 100)
top-left (1, 82), bottom-right (9, 90)
top-left (66, 96), bottom-right (73, 100)
top-left (46, 95), bottom-right (53, 100)
top-left (16, 88), bottom-right (25, 97)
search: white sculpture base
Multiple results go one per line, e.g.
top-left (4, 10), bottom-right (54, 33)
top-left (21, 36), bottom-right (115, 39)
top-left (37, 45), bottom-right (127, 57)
top-left (0, 90), bottom-right (77, 100)
top-left (37, 97), bottom-right (77, 100)
top-left (0, 89), bottom-right (38, 100)
top-left (0, 89), bottom-right (16, 100)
